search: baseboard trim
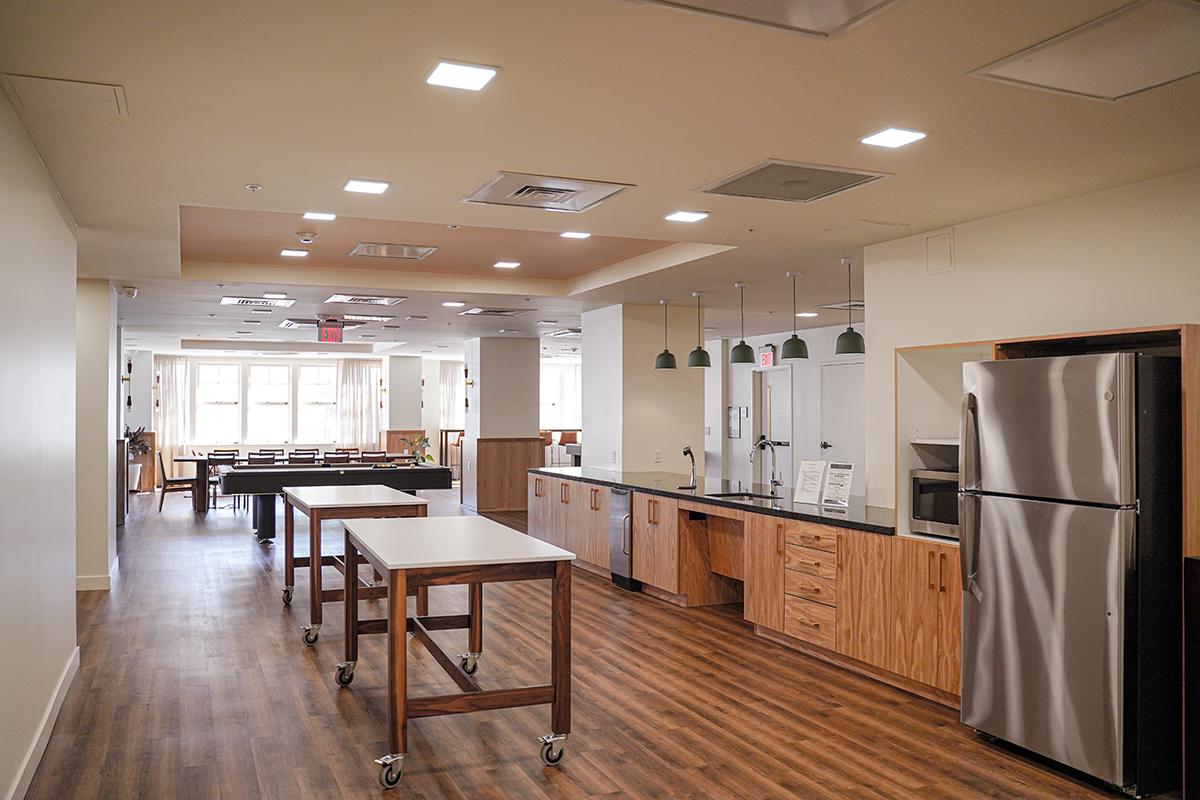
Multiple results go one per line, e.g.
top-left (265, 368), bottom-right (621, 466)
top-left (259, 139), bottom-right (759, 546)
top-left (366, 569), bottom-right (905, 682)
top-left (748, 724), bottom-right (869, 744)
top-left (76, 556), bottom-right (118, 592)
top-left (5, 646), bottom-right (79, 800)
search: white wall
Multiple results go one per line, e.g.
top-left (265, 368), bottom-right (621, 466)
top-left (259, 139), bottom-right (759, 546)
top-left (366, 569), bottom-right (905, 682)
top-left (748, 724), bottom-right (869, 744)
top-left (75, 279), bottom-right (118, 591)
top-left (581, 305), bottom-right (622, 468)
top-left (702, 338), bottom-right (729, 477)
top-left (420, 358), bottom-right (441, 462)
top-left (384, 355), bottom-right (423, 430)
top-left (864, 167), bottom-right (1200, 508)
top-left (0, 97), bottom-right (79, 800)
top-left (716, 323), bottom-right (867, 494)
top-left (477, 338), bottom-right (540, 438)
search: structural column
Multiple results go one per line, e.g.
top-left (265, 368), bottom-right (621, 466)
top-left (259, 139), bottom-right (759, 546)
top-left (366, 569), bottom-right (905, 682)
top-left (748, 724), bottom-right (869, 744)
top-left (75, 279), bottom-right (118, 590)
top-left (461, 337), bottom-right (541, 512)
top-left (380, 355), bottom-right (425, 453)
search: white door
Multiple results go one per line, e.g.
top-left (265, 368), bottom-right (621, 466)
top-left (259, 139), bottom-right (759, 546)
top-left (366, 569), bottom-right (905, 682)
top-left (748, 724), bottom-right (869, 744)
top-left (819, 361), bottom-right (865, 497)
top-left (754, 367), bottom-right (792, 489)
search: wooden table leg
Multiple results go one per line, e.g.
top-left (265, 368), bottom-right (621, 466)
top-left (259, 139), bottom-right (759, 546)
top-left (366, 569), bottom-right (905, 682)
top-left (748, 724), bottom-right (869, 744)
top-left (337, 528), bottom-right (359, 688)
top-left (551, 560), bottom-right (571, 736)
top-left (469, 583), bottom-right (483, 654)
top-left (302, 509), bottom-right (322, 644)
top-left (388, 568), bottom-right (408, 757)
top-left (193, 465), bottom-right (207, 514)
top-left (283, 500), bottom-right (295, 605)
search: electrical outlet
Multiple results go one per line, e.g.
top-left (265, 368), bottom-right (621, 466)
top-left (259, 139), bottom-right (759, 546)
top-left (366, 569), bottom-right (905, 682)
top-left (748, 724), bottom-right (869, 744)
top-left (653, 449), bottom-right (663, 463)
top-left (610, 450), bottom-right (617, 464)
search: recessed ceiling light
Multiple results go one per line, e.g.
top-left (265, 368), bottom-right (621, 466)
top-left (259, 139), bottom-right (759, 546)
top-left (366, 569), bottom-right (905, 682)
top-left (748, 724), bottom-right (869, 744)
top-left (537, 320), bottom-right (559, 325)
top-left (303, 211), bottom-right (336, 221)
top-left (860, 127), bottom-right (927, 148)
top-left (235, 331), bottom-right (253, 336)
top-left (665, 210), bottom-right (709, 223)
top-left (382, 325), bottom-right (401, 330)
top-left (436, 345), bottom-right (449, 349)
top-left (280, 249), bottom-right (308, 257)
top-left (242, 320), bottom-right (262, 326)
top-left (560, 231), bottom-right (591, 239)
top-left (359, 334), bottom-right (376, 339)
top-left (493, 261), bottom-right (521, 269)
top-left (263, 292), bottom-right (289, 299)
top-left (796, 311), bottom-right (819, 318)
top-left (250, 309), bottom-right (273, 314)
top-left (407, 315), bottom-right (428, 321)
top-left (343, 179), bottom-right (389, 194)
top-left (442, 301), bottom-right (466, 308)
top-left (342, 313), bottom-right (395, 323)
top-left (426, 60), bottom-right (498, 91)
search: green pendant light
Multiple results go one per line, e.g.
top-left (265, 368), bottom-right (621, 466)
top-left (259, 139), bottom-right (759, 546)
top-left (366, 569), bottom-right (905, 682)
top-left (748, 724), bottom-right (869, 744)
top-left (781, 271), bottom-right (809, 360)
top-left (730, 282), bottom-right (755, 364)
top-left (654, 299), bottom-right (677, 370)
top-left (687, 291), bottom-right (711, 368)
top-left (835, 257), bottom-right (865, 355)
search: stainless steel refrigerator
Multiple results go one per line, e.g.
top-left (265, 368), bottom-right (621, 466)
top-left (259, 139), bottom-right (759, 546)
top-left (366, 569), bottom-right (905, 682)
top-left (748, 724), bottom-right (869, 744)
top-left (959, 352), bottom-right (1181, 796)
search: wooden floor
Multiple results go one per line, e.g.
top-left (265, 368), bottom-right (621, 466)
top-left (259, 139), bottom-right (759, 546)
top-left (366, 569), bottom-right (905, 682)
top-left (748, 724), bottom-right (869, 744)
top-left (27, 489), bottom-right (1117, 799)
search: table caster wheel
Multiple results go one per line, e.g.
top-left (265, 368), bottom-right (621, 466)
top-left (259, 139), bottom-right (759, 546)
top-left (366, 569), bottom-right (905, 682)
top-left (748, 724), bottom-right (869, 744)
top-left (459, 656), bottom-right (478, 675)
top-left (335, 662), bottom-right (355, 687)
top-left (538, 733), bottom-right (567, 766)
top-left (375, 755), bottom-right (404, 788)
top-left (301, 626), bottom-right (319, 646)
top-left (282, 587), bottom-right (293, 605)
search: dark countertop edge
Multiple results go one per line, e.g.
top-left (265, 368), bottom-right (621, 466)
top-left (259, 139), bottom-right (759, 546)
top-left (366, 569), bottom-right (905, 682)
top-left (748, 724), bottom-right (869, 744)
top-left (528, 467), bottom-right (895, 536)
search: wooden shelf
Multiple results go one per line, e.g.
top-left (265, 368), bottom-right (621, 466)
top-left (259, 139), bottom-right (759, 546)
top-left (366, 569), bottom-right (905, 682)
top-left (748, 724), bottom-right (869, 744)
top-left (910, 437), bottom-right (959, 447)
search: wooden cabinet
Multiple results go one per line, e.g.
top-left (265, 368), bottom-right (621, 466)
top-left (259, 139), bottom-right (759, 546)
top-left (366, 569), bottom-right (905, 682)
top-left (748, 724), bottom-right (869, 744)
top-left (548, 478), bottom-right (576, 550)
top-left (744, 515), bottom-right (786, 630)
top-left (632, 493), bottom-right (679, 593)
top-left (527, 475), bottom-right (552, 543)
top-left (573, 484), bottom-right (610, 569)
top-left (890, 537), bottom-right (961, 694)
top-left (835, 529), bottom-right (892, 668)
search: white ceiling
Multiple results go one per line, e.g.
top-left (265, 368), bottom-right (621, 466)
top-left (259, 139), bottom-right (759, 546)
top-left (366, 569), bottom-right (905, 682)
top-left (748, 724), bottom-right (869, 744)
top-left (2, 0), bottom-right (1198, 351)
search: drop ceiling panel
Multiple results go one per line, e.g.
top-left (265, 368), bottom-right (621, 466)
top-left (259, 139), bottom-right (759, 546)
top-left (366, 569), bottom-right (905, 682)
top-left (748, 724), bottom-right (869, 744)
top-left (2, 74), bottom-right (128, 115)
top-left (973, 0), bottom-right (1200, 101)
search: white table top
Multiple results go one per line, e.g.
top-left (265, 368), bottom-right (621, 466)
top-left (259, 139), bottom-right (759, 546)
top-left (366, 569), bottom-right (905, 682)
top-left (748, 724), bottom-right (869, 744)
top-left (283, 485), bottom-right (428, 510)
top-left (344, 515), bottom-right (575, 570)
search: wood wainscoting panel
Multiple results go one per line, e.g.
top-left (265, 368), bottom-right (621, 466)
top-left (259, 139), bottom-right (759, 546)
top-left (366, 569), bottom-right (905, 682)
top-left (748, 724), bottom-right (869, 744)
top-left (474, 438), bottom-right (543, 512)
top-left (133, 430), bottom-right (158, 491)
top-left (379, 429), bottom-right (427, 455)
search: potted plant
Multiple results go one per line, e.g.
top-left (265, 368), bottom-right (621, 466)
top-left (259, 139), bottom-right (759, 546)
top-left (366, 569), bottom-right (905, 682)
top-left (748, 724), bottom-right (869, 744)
top-left (125, 426), bottom-right (151, 492)
top-left (399, 435), bottom-right (435, 464)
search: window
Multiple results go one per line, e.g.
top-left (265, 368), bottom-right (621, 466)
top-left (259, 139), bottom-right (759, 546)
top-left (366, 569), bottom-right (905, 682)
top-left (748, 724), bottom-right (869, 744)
top-left (194, 363), bottom-right (240, 443)
top-left (540, 361), bottom-right (582, 429)
top-left (296, 365), bottom-right (337, 443)
top-left (246, 364), bottom-right (291, 443)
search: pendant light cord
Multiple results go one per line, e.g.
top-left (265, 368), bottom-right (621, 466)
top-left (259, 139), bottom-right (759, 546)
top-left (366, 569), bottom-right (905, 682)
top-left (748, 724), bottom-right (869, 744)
top-left (663, 302), bottom-right (668, 350)
top-left (696, 295), bottom-right (702, 346)
top-left (739, 286), bottom-right (745, 339)
top-left (847, 263), bottom-right (852, 330)
top-left (792, 275), bottom-right (797, 336)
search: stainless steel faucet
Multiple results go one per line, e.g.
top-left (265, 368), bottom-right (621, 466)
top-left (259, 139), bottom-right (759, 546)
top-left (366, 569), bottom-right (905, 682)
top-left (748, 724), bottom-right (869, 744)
top-left (749, 435), bottom-right (782, 495)
top-left (679, 446), bottom-right (697, 490)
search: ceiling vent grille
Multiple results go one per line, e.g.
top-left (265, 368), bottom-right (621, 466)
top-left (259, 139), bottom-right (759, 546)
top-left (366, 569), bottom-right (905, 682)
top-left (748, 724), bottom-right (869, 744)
top-left (349, 242), bottom-right (437, 260)
top-left (463, 171), bottom-right (632, 213)
top-left (638, 0), bottom-right (901, 38)
top-left (279, 318), bottom-right (365, 330)
top-left (702, 159), bottom-right (887, 204)
top-left (816, 300), bottom-right (866, 312)
top-left (546, 327), bottom-right (582, 338)
top-left (458, 307), bottom-right (533, 318)
top-left (220, 296), bottom-right (297, 308)
top-left (325, 293), bottom-right (406, 306)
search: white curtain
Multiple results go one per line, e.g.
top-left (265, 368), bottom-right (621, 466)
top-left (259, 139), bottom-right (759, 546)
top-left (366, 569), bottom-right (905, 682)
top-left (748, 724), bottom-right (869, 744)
top-left (153, 355), bottom-right (191, 478)
top-left (336, 359), bottom-right (382, 449)
top-left (439, 360), bottom-right (465, 429)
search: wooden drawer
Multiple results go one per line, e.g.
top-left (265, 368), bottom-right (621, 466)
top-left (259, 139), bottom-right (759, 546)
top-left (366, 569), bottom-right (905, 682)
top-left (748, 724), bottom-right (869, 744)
top-left (784, 544), bottom-right (836, 580)
top-left (784, 595), bottom-right (837, 650)
top-left (785, 522), bottom-right (838, 554)
top-left (784, 570), bottom-right (837, 607)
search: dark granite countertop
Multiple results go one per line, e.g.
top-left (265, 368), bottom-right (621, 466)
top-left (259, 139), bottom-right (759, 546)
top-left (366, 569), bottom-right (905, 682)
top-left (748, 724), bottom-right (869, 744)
top-left (529, 466), bottom-right (895, 535)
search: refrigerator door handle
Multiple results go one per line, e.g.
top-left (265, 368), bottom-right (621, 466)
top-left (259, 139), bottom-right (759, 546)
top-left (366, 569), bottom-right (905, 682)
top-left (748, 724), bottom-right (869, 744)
top-left (959, 491), bottom-right (982, 601)
top-left (960, 391), bottom-right (979, 489)
top-left (621, 513), bottom-right (632, 555)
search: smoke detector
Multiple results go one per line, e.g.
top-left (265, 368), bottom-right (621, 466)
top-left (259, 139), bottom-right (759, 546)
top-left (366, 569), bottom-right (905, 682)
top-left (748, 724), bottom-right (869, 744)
top-left (296, 231), bottom-right (319, 244)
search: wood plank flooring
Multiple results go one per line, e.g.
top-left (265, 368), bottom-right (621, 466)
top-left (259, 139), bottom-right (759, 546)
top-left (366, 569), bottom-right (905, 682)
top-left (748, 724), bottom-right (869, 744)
top-left (26, 489), bottom-right (1118, 798)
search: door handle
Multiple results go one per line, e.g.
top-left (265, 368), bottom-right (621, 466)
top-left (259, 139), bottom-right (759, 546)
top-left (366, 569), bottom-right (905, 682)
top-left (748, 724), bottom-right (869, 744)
top-left (776, 523), bottom-right (784, 555)
top-left (960, 391), bottom-right (979, 489)
top-left (927, 550), bottom-right (935, 590)
top-left (819, 441), bottom-right (832, 450)
top-left (959, 491), bottom-right (982, 601)
top-left (939, 552), bottom-right (946, 592)
top-left (622, 514), bottom-right (632, 555)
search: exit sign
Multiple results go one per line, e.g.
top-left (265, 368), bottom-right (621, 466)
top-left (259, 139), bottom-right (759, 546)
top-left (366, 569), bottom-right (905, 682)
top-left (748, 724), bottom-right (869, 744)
top-left (758, 348), bottom-right (775, 367)
top-left (318, 320), bottom-right (344, 343)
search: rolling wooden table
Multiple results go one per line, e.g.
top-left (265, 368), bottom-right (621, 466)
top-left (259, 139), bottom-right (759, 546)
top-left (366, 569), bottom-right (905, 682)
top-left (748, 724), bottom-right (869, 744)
top-left (339, 516), bottom-right (575, 788)
top-left (282, 485), bottom-right (429, 646)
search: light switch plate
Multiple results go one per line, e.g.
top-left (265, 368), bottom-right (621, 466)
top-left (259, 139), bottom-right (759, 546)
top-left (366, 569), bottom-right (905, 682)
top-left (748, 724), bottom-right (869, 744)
top-left (653, 449), bottom-right (663, 463)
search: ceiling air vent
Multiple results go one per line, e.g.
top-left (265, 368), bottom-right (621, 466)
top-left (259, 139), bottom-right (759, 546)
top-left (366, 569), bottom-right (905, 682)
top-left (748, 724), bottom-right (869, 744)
top-left (546, 327), bottom-right (582, 338)
top-left (458, 307), bottom-right (533, 318)
top-left (816, 300), bottom-right (866, 312)
top-left (463, 171), bottom-right (632, 213)
top-left (279, 318), bottom-right (365, 330)
top-left (638, 0), bottom-right (901, 38)
top-left (325, 293), bottom-right (406, 306)
top-left (220, 296), bottom-right (297, 308)
top-left (349, 242), bottom-right (437, 260)
top-left (702, 159), bottom-right (887, 204)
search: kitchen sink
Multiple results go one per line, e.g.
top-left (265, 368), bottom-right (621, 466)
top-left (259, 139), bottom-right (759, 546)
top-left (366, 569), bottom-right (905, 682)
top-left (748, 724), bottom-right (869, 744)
top-left (707, 492), bottom-right (783, 502)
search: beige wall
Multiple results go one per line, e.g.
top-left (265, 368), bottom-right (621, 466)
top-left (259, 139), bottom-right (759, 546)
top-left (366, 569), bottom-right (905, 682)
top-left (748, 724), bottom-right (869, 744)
top-left (75, 279), bottom-right (118, 590)
top-left (384, 355), bottom-right (423, 430)
top-left (581, 305), bottom-right (623, 468)
top-left (0, 98), bottom-right (79, 800)
top-left (863, 167), bottom-right (1200, 508)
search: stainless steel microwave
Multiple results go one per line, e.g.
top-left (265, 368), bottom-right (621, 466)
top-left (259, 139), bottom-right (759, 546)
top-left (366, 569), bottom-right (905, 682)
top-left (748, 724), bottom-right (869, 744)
top-left (910, 469), bottom-right (959, 539)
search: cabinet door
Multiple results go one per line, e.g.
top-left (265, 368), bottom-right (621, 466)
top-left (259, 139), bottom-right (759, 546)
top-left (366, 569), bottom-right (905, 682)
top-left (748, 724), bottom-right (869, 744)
top-left (547, 478), bottom-right (574, 549)
top-left (744, 514), bottom-right (786, 631)
top-left (527, 475), bottom-right (549, 541)
top-left (889, 537), bottom-right (940, 685)
top-left (584, 485), bottom-right (611, 569)
top-left (835, 530), bottom-right (893, 667)
top-left (934, 543), bottom-right (962, 695)
top-left (631, 493), bottom-right (678, 592)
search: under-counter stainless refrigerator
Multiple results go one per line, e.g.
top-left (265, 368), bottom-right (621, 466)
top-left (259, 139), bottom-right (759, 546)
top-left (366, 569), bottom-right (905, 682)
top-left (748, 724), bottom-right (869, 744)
top-left (959, 353), bottom-right (1181, 796)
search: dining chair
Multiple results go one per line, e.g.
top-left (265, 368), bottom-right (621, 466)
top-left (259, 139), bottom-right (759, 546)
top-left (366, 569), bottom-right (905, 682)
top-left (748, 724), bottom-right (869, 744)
top-left (206, 453), bottom-right (239, 509)
top-left (158, 451), bottom-right (193, 512)
top-left (247, 452), bottom-right (277, 465)
top-left (336, 447), bottom-right (360, 456)
top-left (289, 452), bottom-right (317, 464)
top-left (323, 452), bottom-right (351, 464)
top-left (360, 450), bottom-right (388, 463)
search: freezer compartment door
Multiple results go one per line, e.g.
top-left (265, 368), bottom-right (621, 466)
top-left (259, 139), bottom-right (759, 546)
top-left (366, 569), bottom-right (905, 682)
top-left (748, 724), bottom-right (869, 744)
top-left (961, 353), bottom-right (1134, 506)
top-left (960, 494), bottom-right (1135, 787)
